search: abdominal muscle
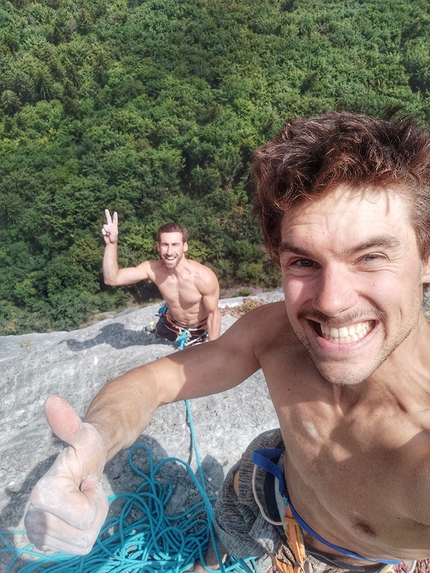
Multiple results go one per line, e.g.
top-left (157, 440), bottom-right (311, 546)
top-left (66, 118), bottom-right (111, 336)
top-left (157, 277), bottom-right (208, 326)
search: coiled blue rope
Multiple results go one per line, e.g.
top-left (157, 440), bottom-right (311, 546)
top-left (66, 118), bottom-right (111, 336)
top-left (0, 400), bottom-right (258, 573)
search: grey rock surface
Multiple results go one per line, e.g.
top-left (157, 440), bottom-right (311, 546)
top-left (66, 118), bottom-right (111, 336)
top-left (0, 291), bottom-right (283, 563)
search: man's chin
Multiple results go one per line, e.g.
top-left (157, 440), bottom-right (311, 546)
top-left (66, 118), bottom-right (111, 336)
top-left (293, 326), bottom-right (381, 386)
top-left (320, 372), bottom-right (366, 386)
top-left (312, 357), bottom-right (379, 386)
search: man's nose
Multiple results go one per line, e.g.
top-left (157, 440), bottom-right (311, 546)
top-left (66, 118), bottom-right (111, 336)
top-left (312, 266), bottom-right (359, 317)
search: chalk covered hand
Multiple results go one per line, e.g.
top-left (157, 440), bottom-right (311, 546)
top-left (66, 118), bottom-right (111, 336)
top-left (101, 209), bottom-right (118, 244)
top-left (25, 396), bottom-right (109, 555)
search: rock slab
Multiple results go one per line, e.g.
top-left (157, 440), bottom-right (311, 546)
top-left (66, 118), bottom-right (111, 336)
top-left (0, 292), bottom-right (283, 563)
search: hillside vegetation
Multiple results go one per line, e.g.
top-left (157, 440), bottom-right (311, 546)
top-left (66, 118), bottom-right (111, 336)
top-left (1, 0), bottom-right (430, 334)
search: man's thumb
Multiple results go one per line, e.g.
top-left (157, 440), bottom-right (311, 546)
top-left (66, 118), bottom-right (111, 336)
top-left (45, 395), bottom-right (84, 445)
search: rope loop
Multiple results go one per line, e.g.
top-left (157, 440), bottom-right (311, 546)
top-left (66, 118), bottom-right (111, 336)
top-left (0, 401), bottom-right (258, 573)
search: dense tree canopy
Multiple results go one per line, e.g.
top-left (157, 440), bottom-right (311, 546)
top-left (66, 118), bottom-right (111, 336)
top-left (1, 0), bottom-right (430, 334)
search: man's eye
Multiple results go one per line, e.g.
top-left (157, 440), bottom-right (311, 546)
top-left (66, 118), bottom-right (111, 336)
top-left (362, 253), bottom-right (383, 262)
top-left (293, 259), bottom-right (314, 267)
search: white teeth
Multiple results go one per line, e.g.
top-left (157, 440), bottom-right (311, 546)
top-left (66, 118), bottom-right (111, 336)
top-left (320, 321), bottom-right (372, 343)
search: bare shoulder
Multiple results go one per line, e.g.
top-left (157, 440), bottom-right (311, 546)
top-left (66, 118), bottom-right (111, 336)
top-left (144, 259), bottom-right (167, 279)
top-left (227, 300), bottom-right (288, 329)
top-left (185, 300), bottom-right (298, 392)
top-left (245, 300), bottom-right (290, 338)
top-left (188, 260), bottom-right (219, 291)
top-left (222, 301), bottom-right (293, 354)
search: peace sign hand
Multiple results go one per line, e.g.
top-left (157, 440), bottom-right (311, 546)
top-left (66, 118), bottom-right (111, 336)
top-left (102, 209), bottom-right (118, 244)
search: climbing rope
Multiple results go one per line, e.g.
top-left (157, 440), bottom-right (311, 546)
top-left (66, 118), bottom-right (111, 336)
top-left (0, 400), bottom-right (258, 573)
top-left (176, 329), bottom-right (190, 350)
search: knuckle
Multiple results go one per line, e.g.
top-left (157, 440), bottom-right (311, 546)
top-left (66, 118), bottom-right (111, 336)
top-left (75, 546), bottom-right (93, 556)
top-left (75, 531), bottom-right (98, 554)
top-left (78, 513), bottom-right (96, 531)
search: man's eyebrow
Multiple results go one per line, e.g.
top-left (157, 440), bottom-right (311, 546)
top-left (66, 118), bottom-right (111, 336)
top-left (278, 235), bottom-right (403, 257)
top-left (343, 235), bottom-right (403, 256)
top-left (278, 241), bottom-right (313, 258)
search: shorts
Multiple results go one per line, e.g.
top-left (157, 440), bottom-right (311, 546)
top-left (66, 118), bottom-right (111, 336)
top-left (214, 429), bottom-right (284, 572)
top-left (155, 309), bottom-right (208, 347)
top-left (213, 429), bottom-right (425, 573)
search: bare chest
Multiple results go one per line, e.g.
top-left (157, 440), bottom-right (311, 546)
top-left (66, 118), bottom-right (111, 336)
top-left (156, 273), bottom-right (205, 322)
top-left (260, 350), bottom-right (430, 559)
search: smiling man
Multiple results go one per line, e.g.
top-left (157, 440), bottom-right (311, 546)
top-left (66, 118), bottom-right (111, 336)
top-left (26, 112), bottom-right (430, 573)
top-left (102, 212), bottom-right (220, 343)
top-left (278, 186), bottom-right (424, 387)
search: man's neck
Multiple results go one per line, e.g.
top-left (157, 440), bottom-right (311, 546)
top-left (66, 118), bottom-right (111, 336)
top-left (162, 255), bottom-right (189, 274)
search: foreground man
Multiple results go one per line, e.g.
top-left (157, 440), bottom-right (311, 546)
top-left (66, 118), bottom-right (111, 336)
top-left (25, 112), bottom-right (430, 573)
top-left (102, 213), bottom-right (220, 343)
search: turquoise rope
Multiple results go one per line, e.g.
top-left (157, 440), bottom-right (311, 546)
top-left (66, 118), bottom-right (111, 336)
top-left (176, 330), bottom-right (190, 350)
top-left (0, 400), bottom-right (258, 573)
top-left (185, 399), bottom-right (226, 573)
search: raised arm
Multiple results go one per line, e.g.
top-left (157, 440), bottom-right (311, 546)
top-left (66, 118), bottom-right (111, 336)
top-left (102, 209), bottom-right (152, 286)
top-left (24, 312), bottom-right (261, 554)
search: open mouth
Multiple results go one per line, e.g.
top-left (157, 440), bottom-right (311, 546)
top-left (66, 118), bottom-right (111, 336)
top-left (312, 320), bottom-right (374, 344)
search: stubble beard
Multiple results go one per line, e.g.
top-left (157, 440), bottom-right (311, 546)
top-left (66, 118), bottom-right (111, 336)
top-left (293, 303), bottom-right (422, 387)
top-left (163, 254), bottom-right (181, 269)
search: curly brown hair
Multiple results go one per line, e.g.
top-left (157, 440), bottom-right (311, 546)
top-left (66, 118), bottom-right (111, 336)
top-left (252, 111), bottom-right (430, 266)
top-left (157, 223), bottom-right (188, 243)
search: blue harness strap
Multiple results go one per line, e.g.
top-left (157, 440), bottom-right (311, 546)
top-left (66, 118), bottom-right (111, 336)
top-left (157, 303), bottom-right (168, 316)
top-left (252, 448), bottom-right (401, 566)
top-left (252, 448), bottom-right (287, 495)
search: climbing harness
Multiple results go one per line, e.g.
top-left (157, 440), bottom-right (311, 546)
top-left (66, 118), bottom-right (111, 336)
top-left (252, 448), bottom-right (305, 573)
top-left (146, 304), bottom-right (208, 350)
top-left (0, 401), bottom-right (258, 573)
top-left (157, 303), bottom-right (168, 317)
top-left (176, 328), bottom-right (191, 350)
top-left (175, 329), bottom-right (207, 350)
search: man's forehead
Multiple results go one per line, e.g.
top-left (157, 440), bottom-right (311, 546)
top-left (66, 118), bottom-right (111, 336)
top-left (158, 231), bottom-right (184, 243)
top-left (279, 186), bottom-right (416, 254)
top-left (281, 186), bottom-right (411, 225)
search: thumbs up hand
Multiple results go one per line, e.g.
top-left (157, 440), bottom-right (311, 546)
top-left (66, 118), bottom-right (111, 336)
top-left (25, 396), bottom-right (109, 555)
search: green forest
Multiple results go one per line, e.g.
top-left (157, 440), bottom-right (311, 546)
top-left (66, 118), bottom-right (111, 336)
top-left (1, 0), bottom-right (430, 335)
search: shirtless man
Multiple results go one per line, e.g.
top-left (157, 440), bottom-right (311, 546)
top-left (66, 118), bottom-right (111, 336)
top-left (25, 112), bottom-right (430, 573)
top-left (102, 212), bottom-right (221, 343)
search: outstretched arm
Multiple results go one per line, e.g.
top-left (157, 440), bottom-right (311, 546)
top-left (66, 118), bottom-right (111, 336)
top-left (102, 209), bottom-right (152, 286)
top-left (25, 313), bottom-right (261, 554)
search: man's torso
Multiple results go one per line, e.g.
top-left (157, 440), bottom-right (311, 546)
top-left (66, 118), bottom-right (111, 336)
top-left (249, 301), bottom-right (430, 563)
top-left (147, 260), bottom-right (209, 325)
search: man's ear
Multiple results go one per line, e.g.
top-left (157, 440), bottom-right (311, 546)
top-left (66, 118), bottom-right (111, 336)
top-left (156, 242), bottom-right (161, 253)
top-left (422, 256), bottom-right (430, 283)
top-left (183, 241), bottom-right (189, 253)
